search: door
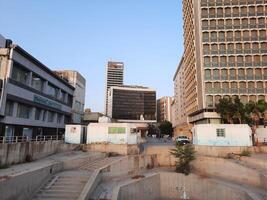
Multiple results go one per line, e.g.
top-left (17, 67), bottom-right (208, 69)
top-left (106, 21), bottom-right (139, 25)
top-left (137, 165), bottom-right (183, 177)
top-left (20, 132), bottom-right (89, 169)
top-left (5, 125), bottom-right (14, 143)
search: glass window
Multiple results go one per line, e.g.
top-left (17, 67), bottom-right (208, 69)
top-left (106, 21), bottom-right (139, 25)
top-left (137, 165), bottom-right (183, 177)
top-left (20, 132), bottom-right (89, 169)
top-left (57, 114), bottom-right (62, 124)
top-left (11, 64), bottom-right (29, 84)
top-left (48, 111), bottom-right (55, 122)
top-left (43, 110), bottom-right (47, 121)
top-left (31, 74), bottom-right (44, 91)
top-left (47, 83), bottom-right (59, 98)
top-left (5, 100), bottom-right (14, 116)
top-left (17, 104), bottom-right (31, 119)
top-left (35, 108), bottom-right (42, 120)
top-left (216, 129), bottom-right (225, 137)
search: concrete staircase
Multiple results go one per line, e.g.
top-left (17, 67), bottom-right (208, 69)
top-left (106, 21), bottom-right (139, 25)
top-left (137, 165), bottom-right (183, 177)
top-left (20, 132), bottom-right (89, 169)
top-left (32, 170), bottom-right (91, 200)
top-left (32, 156), bottom-right (121, 200)
top-left (79, 157), bottom-right (121, 172)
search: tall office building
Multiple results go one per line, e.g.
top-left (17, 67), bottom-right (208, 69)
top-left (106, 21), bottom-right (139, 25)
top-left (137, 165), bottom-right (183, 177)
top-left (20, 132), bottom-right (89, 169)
top-left (174, 0), bottom-right (267, 135)
top-left (107, 85), bottom-right (156, 122)
top-left (104, 61), bottom-right (124, 115)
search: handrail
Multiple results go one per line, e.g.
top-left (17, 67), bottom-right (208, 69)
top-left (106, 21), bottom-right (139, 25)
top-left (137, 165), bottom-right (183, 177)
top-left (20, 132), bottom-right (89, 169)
top-left (0, 135), bottom-right (64, 144)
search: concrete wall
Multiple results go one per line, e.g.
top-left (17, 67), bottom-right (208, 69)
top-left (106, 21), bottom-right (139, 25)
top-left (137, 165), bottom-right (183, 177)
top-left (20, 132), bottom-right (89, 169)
top-left (84, 144), bottom-right (139, 155)
top-left (194, 145), bottom-right (267, 157)
top-left (65, 124), bottom-right (85, 144)
top-left (114, 173), bottom-right (252, 200)
top-left (104, 155), bottom-right (158, 178)
top-left (192, 156), bottom-right (267, 190)
top-left (143, 145), bottom-right (176, 166)
top-left (118, 174), bottom-right (160, 200)
top-left (0, 161), bottom-right (63, 200)
top-left (0, 141), bottom-right (78, 166)
top-left (192, 124), bottom-right (252, 146)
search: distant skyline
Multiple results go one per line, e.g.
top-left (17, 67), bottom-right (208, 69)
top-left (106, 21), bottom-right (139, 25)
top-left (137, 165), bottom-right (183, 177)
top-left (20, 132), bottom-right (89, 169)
top-left (0, 0), bottom-right (183, 112)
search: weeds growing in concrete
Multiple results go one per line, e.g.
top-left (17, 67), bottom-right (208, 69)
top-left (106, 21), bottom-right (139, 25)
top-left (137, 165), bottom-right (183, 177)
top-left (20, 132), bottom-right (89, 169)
top-left (239, 150), bottom-right (251, 157)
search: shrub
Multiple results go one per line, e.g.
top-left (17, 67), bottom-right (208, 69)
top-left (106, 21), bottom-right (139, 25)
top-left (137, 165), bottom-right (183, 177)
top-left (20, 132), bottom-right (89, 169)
top-left (170, 142), bottom-right (196, 175)
top-left (239, 150), bottom-right (251, 157)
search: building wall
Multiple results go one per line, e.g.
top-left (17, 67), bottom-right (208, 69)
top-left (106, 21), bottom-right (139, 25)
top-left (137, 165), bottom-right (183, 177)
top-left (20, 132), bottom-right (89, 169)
top-left (108, 86), bottom-right (156, 122)
top-left (87, 123), bottom-right (141, 144)
top-left (0, 43), bottom-right (74, 137)
top-left (192, 124), bottom-right (252, 146)
top-left (157, 96), bottom-right (174, 123)
top-left (54, 70), bottom-right (86, 124)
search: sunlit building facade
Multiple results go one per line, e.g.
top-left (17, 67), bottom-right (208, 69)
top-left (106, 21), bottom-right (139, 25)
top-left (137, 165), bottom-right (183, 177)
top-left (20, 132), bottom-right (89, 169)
top-left (174, 0), bottom-right (267, 134)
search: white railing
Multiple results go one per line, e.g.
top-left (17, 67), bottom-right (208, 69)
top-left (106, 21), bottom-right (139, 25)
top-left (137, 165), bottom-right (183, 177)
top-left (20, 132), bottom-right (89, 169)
top-left (0, 135), bottom-right (64, 144)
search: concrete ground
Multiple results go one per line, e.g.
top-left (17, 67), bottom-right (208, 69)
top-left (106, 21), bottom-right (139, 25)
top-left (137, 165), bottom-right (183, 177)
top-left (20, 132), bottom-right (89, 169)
top-left (0, 151), bottom-right (100, 180)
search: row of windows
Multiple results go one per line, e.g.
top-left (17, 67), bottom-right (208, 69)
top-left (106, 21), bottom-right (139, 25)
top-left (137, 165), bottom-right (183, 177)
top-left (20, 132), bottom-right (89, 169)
top-left (206, 95), bottom-right (266, 107)
top-left (205, 68), bottom-right (267, 80)
top-left (201, 6), bottom-right (267, 19)
top-left (201, 0), bottom-right (267, 7)
top-left (11, 63), bottom-right (73, 106)
top-left (203, 32), bottom-right (266, 44)
top-left (5, 101), bottom-right (69, 124)
top-left (202, 18), bottom-right (266, 31)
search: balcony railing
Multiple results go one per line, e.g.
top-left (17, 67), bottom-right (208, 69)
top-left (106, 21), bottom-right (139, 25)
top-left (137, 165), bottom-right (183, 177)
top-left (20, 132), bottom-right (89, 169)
top-left (0, 135), bottom-right (64, 144)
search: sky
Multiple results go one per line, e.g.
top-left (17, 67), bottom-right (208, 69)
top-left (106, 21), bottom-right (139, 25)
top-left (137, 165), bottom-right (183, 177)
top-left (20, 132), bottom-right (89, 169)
top-left (0, 0), bottom-right (184, 112)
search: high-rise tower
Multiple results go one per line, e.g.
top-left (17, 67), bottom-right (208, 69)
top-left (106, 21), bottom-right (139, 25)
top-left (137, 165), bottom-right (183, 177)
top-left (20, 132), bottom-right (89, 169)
top-left (104, 61), bottom-right (124, 115)
top-left (173, 0), bottom-right (267, 135)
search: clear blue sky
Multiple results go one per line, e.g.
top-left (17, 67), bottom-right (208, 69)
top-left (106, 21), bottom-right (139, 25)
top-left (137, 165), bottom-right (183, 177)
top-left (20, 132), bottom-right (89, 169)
top-left (0, 0), bottom-right (183, 112)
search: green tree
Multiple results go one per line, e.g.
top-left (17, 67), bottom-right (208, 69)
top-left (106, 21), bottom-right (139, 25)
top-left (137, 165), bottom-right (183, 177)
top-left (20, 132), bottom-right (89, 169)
top-left (158, 120), bottom-right (173, 137)
top-left (216, 97), bottom-right (245, 124)
top-left (245, 100), bottom-right (267, 126)
top-left (170, 142), bottom-right (196, 175)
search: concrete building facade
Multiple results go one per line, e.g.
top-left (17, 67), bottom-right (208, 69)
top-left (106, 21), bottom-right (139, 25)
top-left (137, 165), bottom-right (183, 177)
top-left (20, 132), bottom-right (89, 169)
top-left (55, 70), bottom-right (86, 124)
top-left (104, 61), bottom-right (124, 115)
top-left (173, 0), bottom-right (267, 135)
top-left (157, 96), bottom-right (174, 123)
top-left (107, 85), bottom-right (156, 123)
top-left (0, 35), bottom-right (74, 138)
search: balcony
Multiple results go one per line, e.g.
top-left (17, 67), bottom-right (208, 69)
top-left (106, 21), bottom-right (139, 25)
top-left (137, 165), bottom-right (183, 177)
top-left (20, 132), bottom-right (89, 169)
top-left (236, 50), bottom-right (243, 54)
top-left (229, 62), bottom-right (235, 67)
top-left (244, 50), bottom-right (252, 54)
top-left (256, 88), bottom-right (264, 93)
top-left (213, 76), bottom-right (220, 80)
top-left (239, 88), bottom-right (247, 93)
top-left (219, 50), bottom-right (226, 54)
top-left (258, 24), bottom-right (265, 28)
top-left (230, 88), bottom-right (238, 93)
top-left (221, 76), bottom-right (228, 80)
top-left (260, 36), bottom-right (266, 40)
top-left (220, 63), bottom-right (227, 67)
top-left (245, 63), bottom-right (253, 67)
top-left (211, 50), bottom-right (218, 54)
top-left (204, 63), bottom-right (211, 68)
top-left (255, 75), bottom-right (262, 80)
top-left (248, 88), bottom-right (255, 93)
top-left (238, 76), bottom-right (246, 80)
top-left (250, 24), bottom-right (257, 29)
top-left (212, 63), bottom-right (219, 68)
top-left (264, 75), bottom-right (267, 80)
top-left (247, 75), bottom-right (254, 80)
top-left (222, 88), bottom-right (229, 93)
top-left (237, 62), bottom-right (244, 67)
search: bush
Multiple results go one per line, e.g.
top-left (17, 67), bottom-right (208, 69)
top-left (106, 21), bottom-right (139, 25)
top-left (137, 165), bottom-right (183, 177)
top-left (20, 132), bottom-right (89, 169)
top-left (239, 150), bottom-right (251, 157)
top-left (170, 142), bottom-right (196, 175)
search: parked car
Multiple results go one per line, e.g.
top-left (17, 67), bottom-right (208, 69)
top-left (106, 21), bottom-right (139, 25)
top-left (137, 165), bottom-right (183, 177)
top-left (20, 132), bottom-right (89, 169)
top-left (175, 135), bottom-right (190, 145)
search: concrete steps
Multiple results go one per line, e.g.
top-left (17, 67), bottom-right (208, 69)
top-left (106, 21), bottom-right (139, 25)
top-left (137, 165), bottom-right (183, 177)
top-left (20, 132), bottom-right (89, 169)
top-left (79, 157), bottom-right (121, 171)
top-left (32, 171), bottom-right (91, 200)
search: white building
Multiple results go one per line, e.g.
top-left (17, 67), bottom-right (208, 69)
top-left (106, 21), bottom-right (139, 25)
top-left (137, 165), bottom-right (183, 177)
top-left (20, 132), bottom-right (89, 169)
top-left (87, 123), bottom-right (147, 144)
top-left (192, 124), bottom-right (252, 146)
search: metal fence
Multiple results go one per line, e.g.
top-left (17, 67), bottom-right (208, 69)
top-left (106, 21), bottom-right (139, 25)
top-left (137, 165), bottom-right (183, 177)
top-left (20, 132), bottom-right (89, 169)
top-left (0, 135), bottom-right (64, 144)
